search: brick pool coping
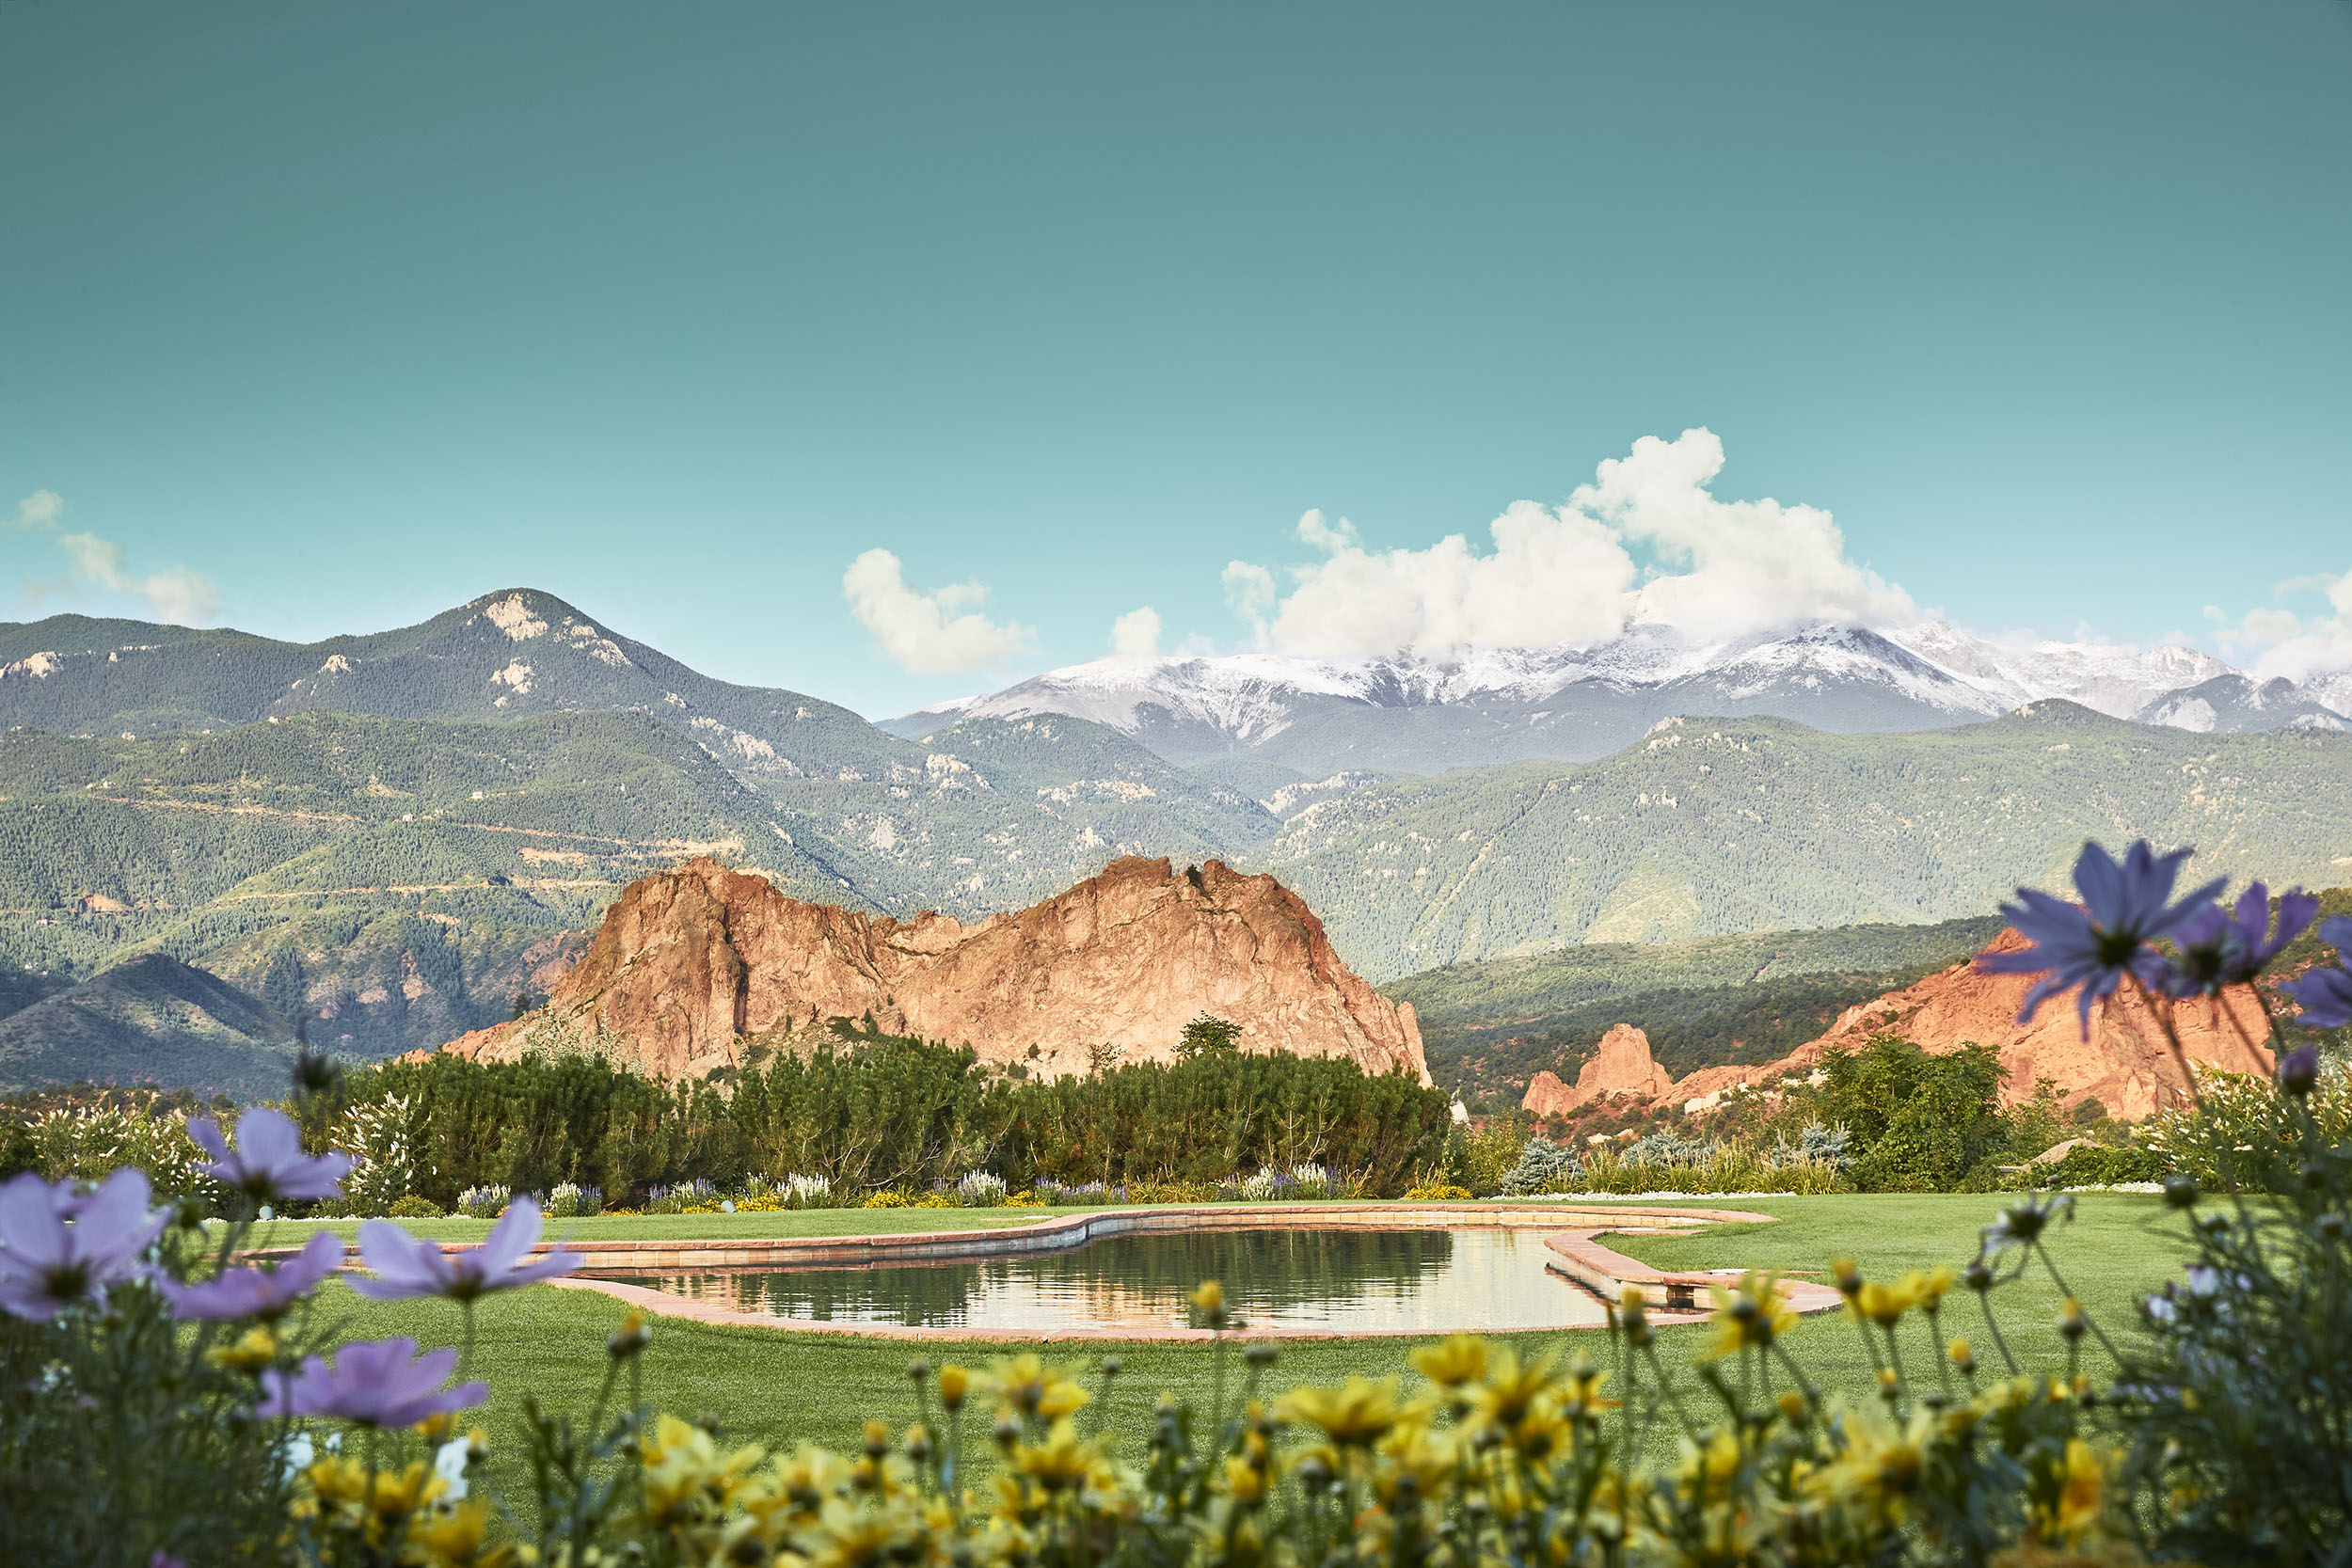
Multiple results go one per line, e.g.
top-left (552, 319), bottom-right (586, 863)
top-left (253, 1202), bottom-right (1844, 1341)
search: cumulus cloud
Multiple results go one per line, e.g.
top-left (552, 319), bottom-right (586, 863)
top-left (1109, 606), bottom-right (1163, 659)
top-left (842, 548), bottom-right (1034, 674)
top-left (1226, 429), bottom-right (1920, 657)
top-left (57, 531), bottom-right (221, 625)
top-left (1221, 561), bottom-right (1277, 626)
top-left (2215, 566), bottom-right (2352, 685)
top-left (8, 490), bottom-right (64, 531)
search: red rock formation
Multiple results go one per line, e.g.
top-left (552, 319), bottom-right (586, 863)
top-left (1664, 927), bottom-right (2273, 1119)
top-left (1522, 1024), bottom-right (1676, 1117)
top-left (440, 856), bottom-right (1428, 1084)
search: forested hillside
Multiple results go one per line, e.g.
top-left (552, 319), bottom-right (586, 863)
top-left (0, 704), bottom-right (1277, 1061)
top-left (0, 953), bottom-right (299, 1099)
top-left (1275, 705), bottom-right (2352, 978)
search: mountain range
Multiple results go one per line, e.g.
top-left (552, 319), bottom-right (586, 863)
top-left (885, 620), bottom-right (2347, 776)
top-left (2, 588), bottom-right (2350, 1086)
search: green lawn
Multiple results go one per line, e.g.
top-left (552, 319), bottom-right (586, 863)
top-left (321, 1193), bottom-right (2191, 1501)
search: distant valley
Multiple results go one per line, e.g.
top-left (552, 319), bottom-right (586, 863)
top-left (3, 588), bottom-right (2350, 1092)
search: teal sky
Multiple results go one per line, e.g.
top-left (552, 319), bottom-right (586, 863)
top-left (4, 3), bottom-right (2348, 717)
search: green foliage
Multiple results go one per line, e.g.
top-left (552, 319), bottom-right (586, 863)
top-left (331, 1037), bottom-right (1452, 1205)
top-left (1452, 1111), bottom-right (1531, 1196)
top-left (2142, 1063), bottom-right (2352, 1191)
top-left (2038, 1143), bottom-right (2165, 1188)
top-left (1279, 705), bottom-right (2352, 980)
top-left (1498, 1134), bottom-right (1581, 1195)
top-left (1815, 1036), bottom-right (2010, 1192)
top-left (1174, 1013), bottom-right (1242, 1058)
top-left (0, 1226), bottom-right (297, 1565)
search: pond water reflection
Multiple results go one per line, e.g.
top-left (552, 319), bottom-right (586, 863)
top-left (603, 1227), bottom-right (1610, 1333)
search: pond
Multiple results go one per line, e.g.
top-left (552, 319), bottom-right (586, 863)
top-left (600, 1226), bottom-right (1612, 1333)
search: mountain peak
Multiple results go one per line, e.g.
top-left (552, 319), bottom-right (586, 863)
top-left (889, 619), bottom-right (2336, 777)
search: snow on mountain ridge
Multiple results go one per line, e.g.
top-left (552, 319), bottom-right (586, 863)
top-left (881, 619), bottom-right (2335, 776)
top-left (1884, 623), bottom-right (2233, 719)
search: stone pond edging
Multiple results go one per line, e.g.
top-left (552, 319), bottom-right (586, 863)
top-left (249, 1201), bottom-right (1843, 1341)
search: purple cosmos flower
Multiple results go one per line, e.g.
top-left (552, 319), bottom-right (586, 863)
top-left (162, 1228), bottom-right (344, 1322)
top-left (2159, 882), bottom-right (2318, 997)
top-left (351, 1195), bottom-right (579, 1303)
top-left (187, 1107), bottom-right (351, 1206)
top-left (2276, 1045), bottom-right (2322, 1097)
top-left (2280, 916), bottom-right (2352, 1029)
top-left (0, 1168), bottom-right (168, 1323)
top-left (257, 1336), bottom-right (486, 1428)
top-left (1978, 840), bottom-right (2225, 1037)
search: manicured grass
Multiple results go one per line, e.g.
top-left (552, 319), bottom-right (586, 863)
top-left (323, 1193), bottom-right (2192, 1502)
top-left (1601, 1192), bottom-right (2184, 1401)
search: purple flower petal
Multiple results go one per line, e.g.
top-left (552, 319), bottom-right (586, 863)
top-left (256, 1336), bottom-right (486, 1428)
top-left (1979, 840), bottom-right (2226, 1039)
top-left (0, 1169), bottom-right (166, 1322)
top-left (349, 1219), bottom-right (452, 1300)
top-left (350, 1204), bottom-right (575, 1302)
top-left (164, 1228), bottom-right (344, 1321)
top-left (2283, 965), bottom-right (2352, 1030)
top-left (475, 1196), bottom-right (540, 1275)
top-left (188, 1107), bottom-right (351, 1205)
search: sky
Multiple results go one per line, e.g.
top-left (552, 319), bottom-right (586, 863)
top-left (4, 2), bottom-right (2349, 718)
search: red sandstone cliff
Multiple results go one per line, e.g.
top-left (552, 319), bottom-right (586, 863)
top-left (1666, 927), bottom-right (2273, 1119)
top-left (1522, 1024), bottom-right (1676, 1117)
top-left (439, 856), bottom-right (1429, 1084)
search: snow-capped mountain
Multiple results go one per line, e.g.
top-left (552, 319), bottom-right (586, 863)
top-left (2132, 674), bottom-right (2348, 734)
top-left (882, 622), bottom-right (2346, 779)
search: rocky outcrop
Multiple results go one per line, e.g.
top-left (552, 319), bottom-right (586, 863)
top-left (1663, 927), bottom-right (2273, 1119)
top-left (440, 856), bottom-right (1428, 1084)
top-left (1515, 928), bottom-right (2276, 1123)
top-left (1522, 1024), bottom-right (1677, 1117)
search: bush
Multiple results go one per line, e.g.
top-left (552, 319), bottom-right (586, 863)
top-left (1498, 1135), bottom-right (1581, 1195)
top-left (1817, 1037), bottom-right (2011, 1192)
top-left (952, 1170), bottom-right (1007, 1207)
top-left (454, 1183), bottom-right (509, 1219)
top-left (386, 1195), bottom-right (444, 1218)
top-left (1770, 1120), bottom-right (1852, 1172)
top-left (545, 1180), bottom-right (603, 1218)
top-left (1031, 1178), bottom-right (1126, 1207)
top-left (643, 1179), bottom-right (718, 1215)
top-left (2143, 1061), bottom-right (2352, 1191)
top-left (1402, 1182), bottom-right (1474, 1201)
top-left (1217, 1163), bottom-right (1339, 1202)
top-left (1454, 1113), bottom-right (1531, 1196)
top-left (2040, 1143), bottom-right (2165, 1188)
top-left (335, 1091), bottom-right (417, 1213)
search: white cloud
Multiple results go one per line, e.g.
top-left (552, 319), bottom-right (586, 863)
top-left (1227, 429), bottom-right (1921, 657)
top-left (7, 490), bottom-right (64, 531)
top-left (53, 530), bottom-right (221, 625)
top-left (1221, 561), bottom-right (1277, 629)
top-left (2217, 566), bottom-right (2352, 685)
top-left (842, 548), bottom-right (1033, 674)
top-left (1109, 607), bottom-right (1163, 659)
